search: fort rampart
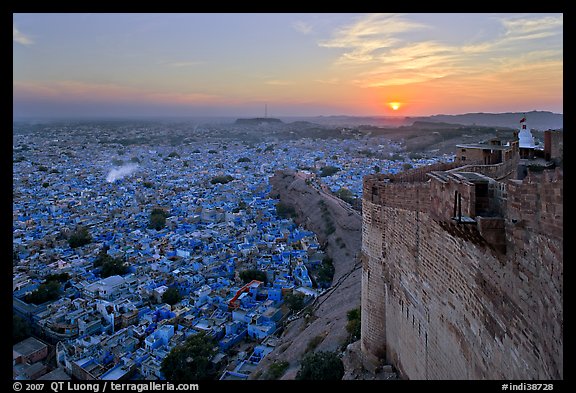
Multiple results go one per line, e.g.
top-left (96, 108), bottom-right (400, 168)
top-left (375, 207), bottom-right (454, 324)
top-left (361, 166), bottom-right (562, 379)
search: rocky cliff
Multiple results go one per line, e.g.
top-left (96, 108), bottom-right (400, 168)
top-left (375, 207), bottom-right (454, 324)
top-left (250, 170), bottom-right (363, 379)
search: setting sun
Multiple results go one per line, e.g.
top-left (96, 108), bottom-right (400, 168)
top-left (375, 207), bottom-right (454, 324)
top-left (389, 102), bottom-right (401, 111)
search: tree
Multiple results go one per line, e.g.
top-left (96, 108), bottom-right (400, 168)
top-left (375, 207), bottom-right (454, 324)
top-left (25, 280), bottom-right (61, 305)
top-left (162, 287), bottom-right (182, 306)
top-left (160, 332), bottom-right (218, 380)
top-left (94, 249), bottom-right (128, 278)
top-left (45, 273), bottom-right (70, 283)
top-left (276, 202), bottom-right (297, 219)
top-left (319, 166), bottom-right (340, 177)
top-left (149, 208), bottom-right (168, 230)
top-left (346, 308), bottom-right (361, 344)
top-left (68, 226), bottom-right (92, 248)
top-left (284, 292), bottom-right (305, 312)
top-left (316, 256), bottom-right (335, 287)
top-left (266, 361), bottom-right (289, 380)
top-left (210, 175), bottom-right (233, 185)
top-left (335, 188), bottom-right (355, 204)
top-left (296, 351), bottom-right (344, 380)
top-left (239, 269), bottom-right (267, 284)
top-left (13, 314), bottom-right (32, 344)
top-left (99, 257), bottom-right (128, 278)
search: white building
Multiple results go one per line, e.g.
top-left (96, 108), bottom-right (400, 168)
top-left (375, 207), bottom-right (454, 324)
top-left (84, 275), bottom-right (126, 300)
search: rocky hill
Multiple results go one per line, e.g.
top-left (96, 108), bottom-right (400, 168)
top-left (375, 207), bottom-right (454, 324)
top-left (250, 170), bottom-right (363, 379)
top-left (411, 110), bottom-right (563, 130)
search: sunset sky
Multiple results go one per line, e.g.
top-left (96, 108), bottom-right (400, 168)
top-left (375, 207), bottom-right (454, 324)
top-left (13, 13), bottom-right (563, 118)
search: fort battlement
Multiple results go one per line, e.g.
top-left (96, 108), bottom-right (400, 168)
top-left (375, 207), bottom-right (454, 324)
top-left (361, 161), bottom-right (562, 379)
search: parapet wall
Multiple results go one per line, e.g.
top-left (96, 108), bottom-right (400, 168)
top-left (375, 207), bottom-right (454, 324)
top-left (361, 167), bottom-right (563, 379)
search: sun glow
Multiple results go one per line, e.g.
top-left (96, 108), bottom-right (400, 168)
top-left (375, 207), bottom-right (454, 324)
top-left (389, 102), bottom-right (401, 111)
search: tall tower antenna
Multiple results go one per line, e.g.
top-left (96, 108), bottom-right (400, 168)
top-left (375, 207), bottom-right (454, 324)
top-left (265, 103), bottom-right (268, 118)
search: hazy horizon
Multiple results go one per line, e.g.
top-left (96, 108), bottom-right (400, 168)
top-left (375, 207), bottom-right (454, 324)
top-left (14, 13), bottom-right (563, 119)
top-left (12, 109), bottom-right (563, 123)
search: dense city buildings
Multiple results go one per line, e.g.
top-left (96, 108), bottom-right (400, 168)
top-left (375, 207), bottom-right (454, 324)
top-left (13, 119), bottom-right (453, 380)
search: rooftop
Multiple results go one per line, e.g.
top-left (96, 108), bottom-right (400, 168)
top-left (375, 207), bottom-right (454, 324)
top-left (13, 337), bottom-right (47, 357)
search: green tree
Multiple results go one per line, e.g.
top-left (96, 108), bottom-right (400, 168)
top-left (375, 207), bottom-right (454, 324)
top-left (149, 208), bottom-right (168, 230)
top-left (160, 332), bottom-right (218, 381)
top-left (276, 202), bottom-right (297, 219)
top-left (45, 273), bottom-right (70, 283)
top-left (239, 269), bottom-right (267, 284)
top-left (162, 287), bottom-right (182, 306)
top-left (99, 257), bottom-right (129, 278)
top-left (25, 280), bottom-right (61, 305)
top-left (266, 361), bottom-right (289, 380)
top-left (335, 188), bottom-right (355, 204)
top-left (316, 256), bottom-right (335, 286)
top-left (210, 175), bottom-right (233, 184)
top-left (296, 351), bottom-right (344, 380)
top-left (94, 249), bottom-right (129, 278)
top-left (232, 200), bottom-right (247, 213)
top-left (346, 308), bottom-right (361, 344)
top-left (13, 314), bottom-right (32, 344)
top-left (68, 226), bottom-right (92, 248)
top-left (284, 292), bottom-right (305, 312)
top-left (319, 166), bottom-right (340, 177)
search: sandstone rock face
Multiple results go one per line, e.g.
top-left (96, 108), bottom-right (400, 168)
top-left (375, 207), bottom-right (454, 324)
top-left (250, 170), bottom-right (363, 379)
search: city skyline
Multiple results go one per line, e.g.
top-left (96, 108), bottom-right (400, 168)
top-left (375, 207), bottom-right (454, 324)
top-left (13, 13), bottom-right (563, 119)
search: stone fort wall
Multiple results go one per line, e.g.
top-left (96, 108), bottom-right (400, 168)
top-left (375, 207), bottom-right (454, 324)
top-left (360, 167), bottom-right (563, 380)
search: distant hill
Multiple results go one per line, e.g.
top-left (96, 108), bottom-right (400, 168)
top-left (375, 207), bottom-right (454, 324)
top-left (234, 117), bottom-right (283, 125)
top-left (410, 111), bottom-right (563, 131)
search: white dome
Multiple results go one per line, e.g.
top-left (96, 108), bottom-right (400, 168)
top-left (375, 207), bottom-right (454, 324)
top-left (518, 125), bottom-right (535, 148)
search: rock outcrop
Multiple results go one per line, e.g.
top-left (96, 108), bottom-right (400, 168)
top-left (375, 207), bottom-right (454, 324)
top-left (250, 170), bottom-right (362, 379)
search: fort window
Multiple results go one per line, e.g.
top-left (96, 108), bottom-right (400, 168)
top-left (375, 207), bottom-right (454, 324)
top-left (474, 182), bottom-right (489, 216)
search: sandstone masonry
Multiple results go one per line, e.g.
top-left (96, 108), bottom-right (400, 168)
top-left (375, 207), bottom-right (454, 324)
top-left (361, 159), bottom-right (563, 379)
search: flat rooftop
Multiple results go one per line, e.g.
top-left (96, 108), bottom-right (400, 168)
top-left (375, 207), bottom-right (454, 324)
top-left (456, 143), bottom-right (512, 151)
top-left (13, 337), bottom-right (47, 357)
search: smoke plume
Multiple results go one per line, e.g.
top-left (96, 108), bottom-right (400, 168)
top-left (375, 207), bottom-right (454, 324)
top-left (106, 163), bottom-right (138, 183)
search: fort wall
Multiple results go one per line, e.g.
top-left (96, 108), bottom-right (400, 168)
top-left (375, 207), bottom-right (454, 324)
top-left (361, 167), bottom-right (562, 379)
